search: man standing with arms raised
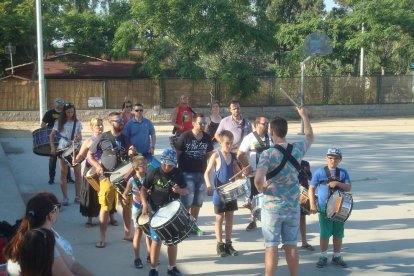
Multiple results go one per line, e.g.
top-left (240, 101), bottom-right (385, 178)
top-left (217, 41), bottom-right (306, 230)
top-left (175, 113), bottom-right (214, 235)
top-left (124, 103), bottom-right (156, 161)
top-left (214, 100), bottom-right (252, 152)
top-left (255, 107), bottom-right (314, 276)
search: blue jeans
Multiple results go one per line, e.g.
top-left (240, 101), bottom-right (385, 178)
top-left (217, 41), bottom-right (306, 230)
top-left (180, 172), bottom-right (206, 209)
top-left (261, 207), bottom-right (300, 247)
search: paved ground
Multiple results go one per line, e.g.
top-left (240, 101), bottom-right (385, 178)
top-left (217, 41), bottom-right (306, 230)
top-left (1, 117), bottom-right (414, 275)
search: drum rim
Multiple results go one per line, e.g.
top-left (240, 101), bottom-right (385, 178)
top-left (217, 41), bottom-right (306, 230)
top-left (150, 201), bottom-right (182, 228)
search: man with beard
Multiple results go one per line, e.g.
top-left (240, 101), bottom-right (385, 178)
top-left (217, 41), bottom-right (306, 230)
top-left (88, 112), bottom-right (133, 248)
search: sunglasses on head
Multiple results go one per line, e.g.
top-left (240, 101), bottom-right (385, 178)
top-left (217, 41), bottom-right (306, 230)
top-left (51, 204), bottom-right (61, 213)
top-left (111, 118), bottom-right (124, 124)
top-left (64, 102), bottom-right (74, 108)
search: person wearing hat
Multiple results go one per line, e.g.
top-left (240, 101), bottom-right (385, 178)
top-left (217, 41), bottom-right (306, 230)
top-left (141, 149), bottom-right (188, 276)
top-left (41, 98), bottom-right (74, 185)
top-left (309, 147), bottom-right (352, 268)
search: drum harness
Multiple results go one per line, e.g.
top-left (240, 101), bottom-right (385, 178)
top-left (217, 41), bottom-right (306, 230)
top-left (252, 131), bottom-right (270, 165)
top-left (318, 166), bottom-right (344, 209)
top-left (265, 144), bottom-right (303, 181)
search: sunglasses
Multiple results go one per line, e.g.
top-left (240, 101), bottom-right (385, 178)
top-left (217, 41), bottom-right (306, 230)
top-left (64, 102), bottom-right (74, 108)
top-left (327, 156), bottom-right (340, 160)
top-left (135, 109), bottom-right (144, 112)
top-left (259, 122), bottom-right (269, 127)
top-left (197, 121), bottom-right (208, 126)
top-left (51, 204), bottom-right (61, 213)
top-left (111, 118), bottom-right (124, 124)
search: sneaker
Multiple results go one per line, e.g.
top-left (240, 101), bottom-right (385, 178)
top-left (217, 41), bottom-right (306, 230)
top-left (62, 198), bottom-right (69, 206)
top-left (48, 179), bottom-right (54, 185)
top-left (194, 229), bottom-right (205, 236)
top-left (316, 256), bottom-right (328, 268)
top-left (134, 258), bottom-right (143, 269)
top-left (148, 268), bottom-right (158, 276)
top-left (167, 266), bottom-right (183, 276)
top-left (246, 221), bottom-right (257, 231)
top-left (225, 240), bottom-right (238, 256)
top-left (216, 242), bottom-right (227, 257)
top-left (74, 196), bottom-right (81, 204)
top-left (332, 256), bottom-right (347, 267)
top-left (67, 177), bottom-right (75, 184)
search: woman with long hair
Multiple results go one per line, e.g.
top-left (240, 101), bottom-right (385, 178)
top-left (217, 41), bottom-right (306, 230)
top-left (206, 101), bottom-right (222, 144)
top-left (50, 102), bottom-right (83, 206)
top-left (121, 100), bottom-right (134, 124)
top-left (4, 192), bottom-right (92, 276)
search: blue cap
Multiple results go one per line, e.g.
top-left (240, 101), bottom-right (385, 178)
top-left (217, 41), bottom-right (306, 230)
top-left (160, 149), bottom-right (177, 166)
top-left (326, 147), bottom-right (342, 159)
top-left (55, 98), bottom-right (64, 105)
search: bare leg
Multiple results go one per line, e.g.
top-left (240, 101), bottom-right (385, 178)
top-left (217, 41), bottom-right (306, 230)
top-left (133, 227), bottom-right (142, 258)
top-left (190, 206), bottom-right (201, 221)
top-left (122, 206), bottom-right (132, 238)
top-left (284, 244), bottom-right (299, 276)
top-left (59, 159), bottom-right (68, 199)
top-left (265, 246), bottom-right (278, 276)
top-left (74, 165), bottom-right (82, 197)
top-left (145, 236), bottom-right (152, 256)
top-left (98, 209), bottom-right (109, 244)
top-left (150, 241), bottom-right (162, 268)
top-left (332, 237), bottom-right (342, 254)
top-left (320, 238), bottom-right (330, 252)
top-left (167, 245), bottom-right (178, 266)
top-left (224, 211), bottom-right (234, 241)
top-left (215, 213), bottom-right (224, 242)
top-left (300, 215), bottom-right (310, 246)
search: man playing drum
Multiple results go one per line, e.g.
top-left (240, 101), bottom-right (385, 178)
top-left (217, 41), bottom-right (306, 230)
top-left (237, 116), bottom-right (272, 231)
top-left (141, 149), bottom-right (188, 276)
top-left (255, 107), bottom-right (313, 276)
top-left (175, 113), bottom-right (214, 236)
top-left (41, 98), bottom-right (74, 185)
top-left (309, 147), bottom-right (352, 268)
top-left (87, 112), bottom-right (134, 248)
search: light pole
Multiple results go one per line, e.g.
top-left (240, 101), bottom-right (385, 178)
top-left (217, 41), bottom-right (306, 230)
top-left (299, 55), bottom-right (314, 135)
top-left (36, 0), bottom-right (46, 123)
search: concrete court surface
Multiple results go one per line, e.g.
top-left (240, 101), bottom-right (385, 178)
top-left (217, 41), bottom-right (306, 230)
top-left (0, 117), bottom-right (413, 276)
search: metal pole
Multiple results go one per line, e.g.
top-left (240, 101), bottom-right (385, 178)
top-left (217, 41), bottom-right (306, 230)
top-left (36, 0), bottom-right (46, 123)
top-left (8, 43), bottom-right (14, 75)
top-left (360, 23), bottom-right (365, 77)
top-left (299, 55), bottom-right (313, 135)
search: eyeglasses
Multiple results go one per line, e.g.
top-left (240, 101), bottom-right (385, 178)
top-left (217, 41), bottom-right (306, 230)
top-left (259, 122), bottom-right (269, 127)
top-left (135, 109), bottom-right (144, 112)
top-left (197, 121), bottom-right (208, 126)
top-left (111, 118), bottom-right (124, 124)
top-left (134, 164), bottom-right (148, 169)
top-left (64, 102), bottom-right (74, 108)
top-left (51, 204), bottom-right (61, 213)
top-left (125, 105), bottom-right (132, 108)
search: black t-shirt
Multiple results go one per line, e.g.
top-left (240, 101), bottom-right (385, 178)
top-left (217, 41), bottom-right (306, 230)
top-left (175, 130), bottom-right (214, 172)
top-left (143, 167), bottom-right (186, 211)
top-left (89, 131), bottom-right (130, 171)
top-left (42, 109), bottom-right (61, 128)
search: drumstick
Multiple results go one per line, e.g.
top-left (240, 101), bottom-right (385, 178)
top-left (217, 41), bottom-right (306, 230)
top-left (279, 88), bottom-right (300, 107)
top-left (228, 164), bottom-right (251, 182)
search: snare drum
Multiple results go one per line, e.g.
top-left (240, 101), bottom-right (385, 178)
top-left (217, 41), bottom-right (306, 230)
top-left (217, 178), bottom-right (250, 203)
top-left (85, 167), bottom-right (100, 192)
top-left (109, 163), bottom-right (133, 196)
top-left (251, 193), bottom-right (263, 220)
top-left (299, 186), bottom-right (318, 215)
top-left (326, 190), bottom-right (353, 223)
top-left (136, 212), bottom-right (151, 237)
top-left (32, 127), bottom-right (60, 156)
top-left (59, 144), bottom-right (81, 167)
top-left (150, 200), bottom-right (195, 246)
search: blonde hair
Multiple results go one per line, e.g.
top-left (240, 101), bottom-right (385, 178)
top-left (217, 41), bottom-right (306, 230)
top-left (132, 155), bottom-right (147, 169)
top-left (90, 117), bottom-right (103, 129)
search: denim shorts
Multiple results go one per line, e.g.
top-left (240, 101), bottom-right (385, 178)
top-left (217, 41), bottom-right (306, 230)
top-left (180, 172), bottom-right (206, 209)
top-left (149, 227), bottom-right (161, 242)
top-left (261, 207), bottom-right (300, 248)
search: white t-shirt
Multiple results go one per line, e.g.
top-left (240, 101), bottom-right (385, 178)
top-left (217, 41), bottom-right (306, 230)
top-left (239, 131), bottom-right (273, 173)
top-left (53, 120), bottom-right (82, 149)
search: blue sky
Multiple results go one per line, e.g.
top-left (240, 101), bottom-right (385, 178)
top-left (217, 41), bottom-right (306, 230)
top-left (325, 0), bottom-right (339, 11)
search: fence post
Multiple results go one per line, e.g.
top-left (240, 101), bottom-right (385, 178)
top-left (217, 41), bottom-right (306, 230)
top-left (376, 76), bottom-right (381, 104)
top-left (269, 78), bottom-right (275, 105)
top-left (159, 78), bottom-right (165, 108)
top-left (323, 76), bottom-right (329, 104)
top-left (103, 80), bottom-right (108, 109)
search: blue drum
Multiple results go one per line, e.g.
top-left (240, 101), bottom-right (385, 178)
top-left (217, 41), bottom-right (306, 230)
top-left (148, 156), bottom-right (161, 172)
top-left (32, 127), bottom-right (60, 156)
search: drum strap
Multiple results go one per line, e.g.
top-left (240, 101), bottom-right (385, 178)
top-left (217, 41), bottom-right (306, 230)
top-left (323, 166), bottom-right (342, 196)
top-left (252, 131), bottom-right (270, 164)
top-left (265, 144), bottom-right (301, 180)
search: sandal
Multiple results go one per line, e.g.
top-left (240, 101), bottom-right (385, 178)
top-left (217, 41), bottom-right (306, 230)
top-left (300, 244), bottom-right (315, 251)
top-left (109, 220), bottom-right (118, 226)
top-left (123, 236), bottom-right (133, 242)
top-left (85, 222), bottom-right (95, 228)
top-left (95, 241), bottom-right (106, 248)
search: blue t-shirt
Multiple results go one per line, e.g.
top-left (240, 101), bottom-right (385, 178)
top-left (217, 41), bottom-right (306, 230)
top-left (310, 167), bottom-right (351, 209)
top-left (124, 117), bottom-right (155, 155)
top-left (128, 175), bottom-right (145, 210)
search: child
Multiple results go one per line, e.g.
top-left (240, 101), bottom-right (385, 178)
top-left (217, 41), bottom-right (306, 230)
top-left (299, 160), bottom-right (314, 250)
top-left (124, 155), bottom-right (152, 269)
top-left (309, 147), bottom-right (352, 268)
top-left (204, 130), bottom-right (240, 257)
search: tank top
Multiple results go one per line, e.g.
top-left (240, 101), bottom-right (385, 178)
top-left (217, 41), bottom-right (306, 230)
top-left (213, 151), bottom-right (235, 205)
top-left (175, 105), bottom-right (193, 134)
top-left (86, 135), bottom-right (102, 167)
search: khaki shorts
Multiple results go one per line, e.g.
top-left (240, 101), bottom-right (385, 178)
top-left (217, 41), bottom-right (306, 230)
top-left (98, 178), bottom-right (117, 212)
top-left (120, 195), bottom-right (133, 209)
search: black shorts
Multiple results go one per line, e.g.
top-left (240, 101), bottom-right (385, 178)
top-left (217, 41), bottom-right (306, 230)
top-left (214, 200), bottom-right (238, 214)
top-left (249, 177), bottom-right (259, 200)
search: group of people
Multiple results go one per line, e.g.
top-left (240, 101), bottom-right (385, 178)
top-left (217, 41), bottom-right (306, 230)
top-left (16, 95), bottom-right (352, 276)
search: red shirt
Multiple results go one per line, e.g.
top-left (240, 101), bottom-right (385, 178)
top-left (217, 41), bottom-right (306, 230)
top-left (175, 105), bottom-right (193, 134)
